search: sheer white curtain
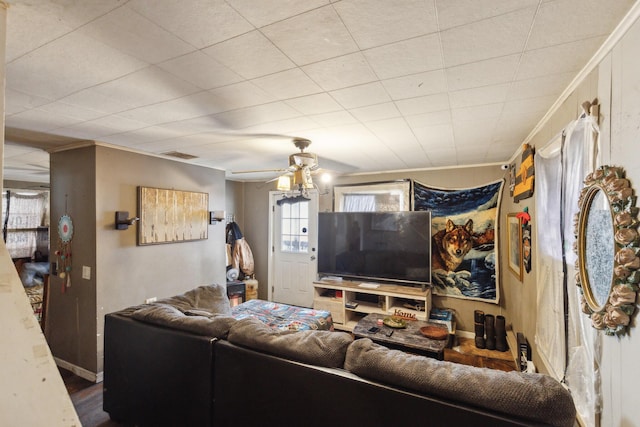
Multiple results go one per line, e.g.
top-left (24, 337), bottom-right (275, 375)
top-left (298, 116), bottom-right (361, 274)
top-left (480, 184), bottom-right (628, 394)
top-left (535, 115), bottom-right (600, 426)
top-left (2, 191), bottom-right (49, 259)
top-left (342, 194), bottom-right (377, 212)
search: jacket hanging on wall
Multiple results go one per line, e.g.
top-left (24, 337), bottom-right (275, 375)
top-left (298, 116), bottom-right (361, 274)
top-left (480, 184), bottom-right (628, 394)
top-left (225, 222), bottom-right (255, 278)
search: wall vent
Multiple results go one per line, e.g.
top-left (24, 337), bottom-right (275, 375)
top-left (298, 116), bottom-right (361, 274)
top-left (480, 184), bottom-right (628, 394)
top-left (162, 151), bottom-right (198, 160)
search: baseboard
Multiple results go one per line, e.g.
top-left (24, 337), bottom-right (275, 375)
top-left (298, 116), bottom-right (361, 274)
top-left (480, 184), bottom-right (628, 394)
top-left (55, 357), bottom-right (104, 383)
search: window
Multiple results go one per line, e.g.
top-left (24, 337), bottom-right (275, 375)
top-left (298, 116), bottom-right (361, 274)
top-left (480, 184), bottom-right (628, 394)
top-left (280, 200), bottom-right (309, 253)
top-left (2, 190), bottom-right (50, 259)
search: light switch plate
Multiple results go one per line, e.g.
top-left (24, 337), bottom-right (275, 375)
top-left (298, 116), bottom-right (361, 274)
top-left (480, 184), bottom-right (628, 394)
top-left (82, 265), bottom-right (91, 280)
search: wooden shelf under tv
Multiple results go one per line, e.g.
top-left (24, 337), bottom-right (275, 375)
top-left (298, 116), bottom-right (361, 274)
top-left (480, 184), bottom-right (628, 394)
top-left (313, 279), bottom-right (432, 332)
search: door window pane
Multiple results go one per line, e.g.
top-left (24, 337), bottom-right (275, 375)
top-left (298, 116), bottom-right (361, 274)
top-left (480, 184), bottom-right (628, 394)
top-left (281, 200), bottom-right (309, 253)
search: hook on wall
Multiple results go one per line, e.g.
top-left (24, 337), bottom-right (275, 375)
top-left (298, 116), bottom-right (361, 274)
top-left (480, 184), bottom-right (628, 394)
top-left (115, 211), bottom-right (139, 230)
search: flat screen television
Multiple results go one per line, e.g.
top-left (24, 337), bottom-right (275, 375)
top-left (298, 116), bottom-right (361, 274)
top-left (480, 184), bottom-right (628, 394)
top-left (317, 211), bottom-right (431, 288)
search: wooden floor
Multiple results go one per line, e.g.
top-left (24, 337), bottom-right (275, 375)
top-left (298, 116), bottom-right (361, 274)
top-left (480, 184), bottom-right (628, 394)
top-left (60, 368), bottom-right (125, 427)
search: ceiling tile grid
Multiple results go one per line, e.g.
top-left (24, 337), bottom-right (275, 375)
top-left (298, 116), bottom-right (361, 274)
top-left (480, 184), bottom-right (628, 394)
top-left (2, 0), bottom-right (636, 183)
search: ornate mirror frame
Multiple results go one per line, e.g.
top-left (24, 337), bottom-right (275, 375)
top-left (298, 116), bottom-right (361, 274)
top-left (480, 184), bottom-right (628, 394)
top-left (575, 165), bottom-right (639, 335)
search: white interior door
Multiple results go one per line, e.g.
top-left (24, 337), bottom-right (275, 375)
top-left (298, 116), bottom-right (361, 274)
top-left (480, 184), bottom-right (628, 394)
top-left (268, 191), bottom-right (318, 307)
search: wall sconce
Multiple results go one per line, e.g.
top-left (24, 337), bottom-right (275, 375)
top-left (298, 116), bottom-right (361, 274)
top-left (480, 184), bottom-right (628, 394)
top-left (209, 210), bottom-right (225, 224)
top-left (115, 211), bottom-right (139, 230)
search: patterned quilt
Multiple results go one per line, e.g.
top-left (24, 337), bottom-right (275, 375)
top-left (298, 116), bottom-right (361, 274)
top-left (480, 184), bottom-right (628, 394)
top-left (231, 299), bottom-right (333, 331)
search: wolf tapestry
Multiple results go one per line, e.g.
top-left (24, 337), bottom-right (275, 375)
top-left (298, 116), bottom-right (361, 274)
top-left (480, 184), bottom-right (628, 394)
top-left (414, 179), bottom-right (504, 303)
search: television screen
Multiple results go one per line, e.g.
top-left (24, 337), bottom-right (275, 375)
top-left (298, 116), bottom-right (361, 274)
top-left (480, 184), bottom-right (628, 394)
top-left (318, 211), bottom-right (431, 286)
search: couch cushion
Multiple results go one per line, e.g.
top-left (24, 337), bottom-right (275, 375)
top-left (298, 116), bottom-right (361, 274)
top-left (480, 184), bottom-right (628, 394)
top-left (227, 317), bottom-right (352, 368)
top-left (345, 339), bottom-right (576, 427)
top-left (157, 284), bottom-right (231, 315)
top-left (131, 303), bottom-right (236, 338)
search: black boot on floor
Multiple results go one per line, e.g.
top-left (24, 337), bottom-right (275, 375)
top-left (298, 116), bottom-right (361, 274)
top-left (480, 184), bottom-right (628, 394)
top-left (474, 310), bottom-right (485, 349)
top-left (495, 315), bottom-right (508, 352)
top-left (485, 314), bottom-right (496, 350)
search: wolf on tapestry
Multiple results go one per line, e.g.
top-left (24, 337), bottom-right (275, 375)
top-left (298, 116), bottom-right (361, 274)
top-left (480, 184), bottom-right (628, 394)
top-left (414, 180), bottom-right (504, 303)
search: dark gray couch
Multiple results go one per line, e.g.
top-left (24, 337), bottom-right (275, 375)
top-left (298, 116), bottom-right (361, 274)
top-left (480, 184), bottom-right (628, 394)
top-left (103, 284), bottom-right (576, 427)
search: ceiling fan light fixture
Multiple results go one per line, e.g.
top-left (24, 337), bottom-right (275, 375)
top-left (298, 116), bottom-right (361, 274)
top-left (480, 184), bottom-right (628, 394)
top-left (293, 168), bottom-right (314, 189)
top-left (277, 175), bottom-right (291, 191)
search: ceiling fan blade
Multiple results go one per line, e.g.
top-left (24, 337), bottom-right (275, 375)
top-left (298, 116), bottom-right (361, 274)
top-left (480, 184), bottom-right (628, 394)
top-left (231, 168), bottom-right (291, 174)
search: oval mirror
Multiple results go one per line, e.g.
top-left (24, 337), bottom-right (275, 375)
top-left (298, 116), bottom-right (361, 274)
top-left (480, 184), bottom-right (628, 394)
top-left (575, 166), bottom-right (639, 335)
top-left (578, 186), bottom-right (615, 311)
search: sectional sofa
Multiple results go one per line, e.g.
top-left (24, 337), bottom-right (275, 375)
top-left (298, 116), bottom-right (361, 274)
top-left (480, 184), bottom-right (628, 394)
top-left (103, 284), bottom-right (576, 427)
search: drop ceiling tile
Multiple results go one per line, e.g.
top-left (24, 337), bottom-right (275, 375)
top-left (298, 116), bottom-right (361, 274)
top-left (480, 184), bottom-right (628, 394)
top-left (78, 5), bottom-right (195, 64)
top-left (350, 102), bottom-right (401, 123)
top-left (55, 120), bottom-right (120, 140)
top-left (405, 110), bottom-right (451, 128)
top-left (37, 101), bottom-right (105, 122)
top-left (60, 88), bottom-right (137, 116)
top-left (435, 0), bottom-right (538, 30)
top-left (226, 0), bottom-right (330, 27)
top-left (240, 116), bottom-right (322, 136)
top-left (102, 126), bottom-right (189, 146)
top-left (203, 31), bottom-right (296, 79)
top-left (334, 0), bottom-right (438, 49)
top-left (395, 93), bottom-right (450, 116)
top-left (526, 0), bottom-right (635, 50)
top-left (452, 103), bottom-right (503, 122)
top-left (303, 53), bottom-right (378, 91)
top-left (118, 91), bottom-right (237, 126)
top-left (6, 32), bottom-right (147, 100)
top-left (251, 68), bottom-right (323, 100)
top-left (89, 66), bottom-right (201, 110)
top-left (446, 54), bottom-right (520, 91)
top-left (157, 51), bottom-right (243, 90)
top-left (4, 89), bottom-right (53, 115)
top-left (5, 0), bottom-right (122, 61)
top-left (363, 34), bottom-right (443, 80)
top-left (414, 123), bottom-right (455, 149)
top-left (84, 115), bottom-right (150, 136)
top-left (285, 93), bottom-right (343, 115)
top-left (6, 109), bottom-right (83, 133)
top-left (262, 6), bottom-right (359, 66)
top-left (441, 7), bottom-right (536, 67)
top-left (208, 81), bottom-right (278, 112)
top-left (381, 69), bottom-right (447, 100)
top-left (517, 37), bottom-right (605, 80)
top-left (308, 111), bottom-right (358, 127)
top-left (449, 84), bottom-right (510, 109)
top-left (128, 0), bottom-right (253, 48)
top-left (330, 82), bottom-right (391, 109)
top-left (453, 119), bottom-right (496, 147)
top-left (213, 102), bottom-right (301, 130)
top-left (507, 71), bottom-right (575, 101)
top-left (502, 95), bottom-right (556, 117)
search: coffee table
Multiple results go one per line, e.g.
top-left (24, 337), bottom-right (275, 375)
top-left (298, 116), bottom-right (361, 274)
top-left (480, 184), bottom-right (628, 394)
top-left (353, 313), bottom-right (448, 360)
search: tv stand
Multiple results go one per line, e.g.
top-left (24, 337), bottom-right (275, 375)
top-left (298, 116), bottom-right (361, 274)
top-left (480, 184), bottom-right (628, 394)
top-left (313, 280), bottom-right (432, 331)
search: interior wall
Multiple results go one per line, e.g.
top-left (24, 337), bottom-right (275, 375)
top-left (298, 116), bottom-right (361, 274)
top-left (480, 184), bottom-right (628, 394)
top-left (48, 146), bottom-right (98, 372)
top-left (517, 13), bottom-right (640, 425)
top-left (49, 144), bottom-right (226, 375)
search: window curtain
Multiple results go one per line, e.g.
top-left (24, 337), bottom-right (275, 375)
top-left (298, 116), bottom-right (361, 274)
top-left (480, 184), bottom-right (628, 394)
top-left (342, 194), bottom-right (377, 212)
top-left (535, 115), bottom-right (600, 426)
top-left (2, 191), bottom-right (49, 259)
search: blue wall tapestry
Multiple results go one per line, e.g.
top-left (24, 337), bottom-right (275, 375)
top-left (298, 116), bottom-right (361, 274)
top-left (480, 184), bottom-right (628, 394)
top-left (414, 179), bottom-right (504, 303)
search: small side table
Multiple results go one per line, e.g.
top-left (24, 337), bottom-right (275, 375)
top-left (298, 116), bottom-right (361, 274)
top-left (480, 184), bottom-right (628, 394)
top-left (353, 313), bottom-right (448, 360)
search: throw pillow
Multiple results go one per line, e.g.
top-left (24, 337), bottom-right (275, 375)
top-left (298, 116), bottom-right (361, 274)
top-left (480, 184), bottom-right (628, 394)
top-left (227, 317), bottom-right (353, 368)
top-left (131, 303), bottom-right (236, 338)
top-left (158, 284), bottom-right (232, 315)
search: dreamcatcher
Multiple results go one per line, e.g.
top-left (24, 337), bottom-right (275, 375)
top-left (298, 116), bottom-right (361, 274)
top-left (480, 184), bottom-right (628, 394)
top-left (55, 214), bottom-right (73, 292)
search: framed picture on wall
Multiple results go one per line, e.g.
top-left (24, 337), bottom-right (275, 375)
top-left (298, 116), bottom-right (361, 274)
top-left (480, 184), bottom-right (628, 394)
top-left (137, 186), bottom-right (209, 245)
top-left (507, 213), bottom-right (523, 281)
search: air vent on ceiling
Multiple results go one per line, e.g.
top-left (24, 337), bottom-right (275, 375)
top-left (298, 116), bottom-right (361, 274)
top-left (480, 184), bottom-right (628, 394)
top-left (162, 151), bottom-right (198, 160)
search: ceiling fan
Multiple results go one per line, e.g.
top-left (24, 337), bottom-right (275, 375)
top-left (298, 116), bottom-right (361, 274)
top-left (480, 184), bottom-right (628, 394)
top-left (232, 137), bottom-right (324, 191)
